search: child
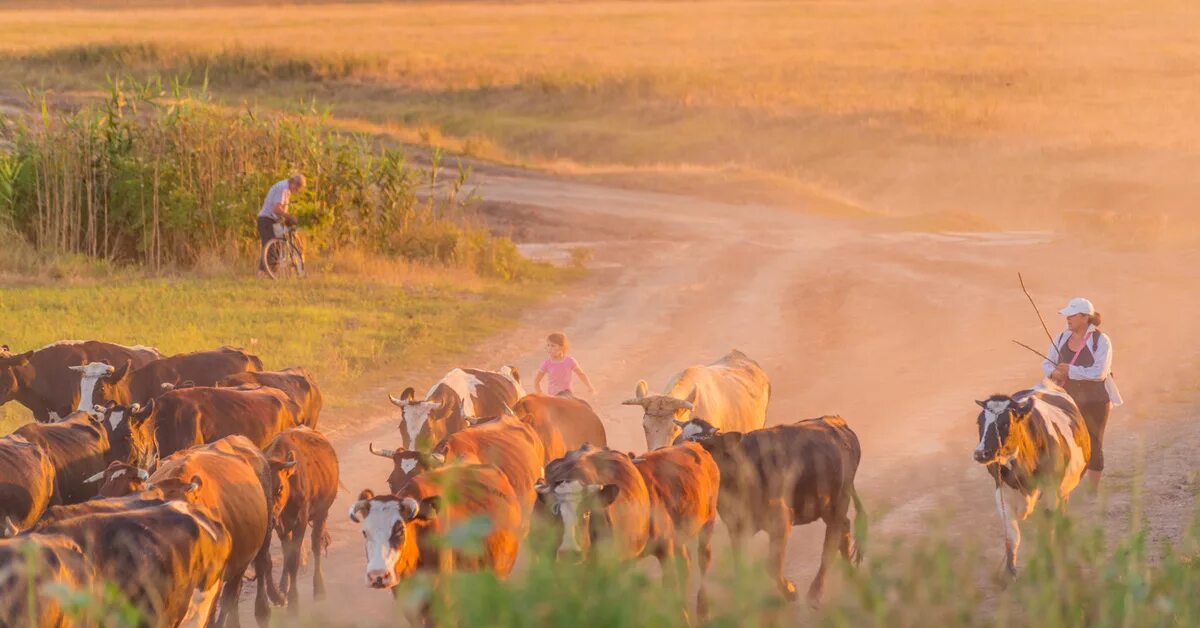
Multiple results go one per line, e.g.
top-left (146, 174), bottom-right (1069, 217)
top-left (534, 332), bottom-right (596, 398)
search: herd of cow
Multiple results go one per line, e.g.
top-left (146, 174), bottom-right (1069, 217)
top-left (0, 339), bottom-right (1098, 626)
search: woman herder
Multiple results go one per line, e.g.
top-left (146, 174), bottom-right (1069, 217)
top-left (1041, 297), bottom-right (1124, 489)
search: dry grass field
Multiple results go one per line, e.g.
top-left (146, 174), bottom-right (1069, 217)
top-left (3, 0), bottom-right (1199, 232)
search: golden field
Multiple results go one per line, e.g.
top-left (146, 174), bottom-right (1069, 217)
top-left (3, 0), bottom-right (1199, 228)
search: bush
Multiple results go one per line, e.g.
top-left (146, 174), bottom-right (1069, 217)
top-left (0, 78), bottom-right (534, 278)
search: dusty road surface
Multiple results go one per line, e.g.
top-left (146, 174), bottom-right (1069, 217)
top-left (245, 168), bottom-right (1200, 625)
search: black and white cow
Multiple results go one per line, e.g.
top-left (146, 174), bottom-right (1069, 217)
top-left (973, 381), bottom-right (1091, 575)
top-left (387, 367), bottom-right (524, 450)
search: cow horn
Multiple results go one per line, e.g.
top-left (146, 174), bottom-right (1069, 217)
top-left (186, 475), bottom-right (203, 494)
top-left (673, 419), bottom-right (690, 428)
top-left (69, 365), bottom-right (87, 372)
top-left (677, 400), bottom-right (695, 411)
top-left (368, 443), bottom-right (396, 458)
top-left (160, 383), bottom-right (175, 392)
top-left (129, 403), bottom-right (142, 414)
top-left (84, 470), bottom-right (107, 484)
top-left (136, 468), bottom-right (150, 481)
top-left (0, 517), bottom-right (16, 539)
top-left (428, 453), bottom-right (446, 466)
top-left (502, 402), bottom-right (516, 417)
top-left (92, 404), bottom-right (107, 415)
top-left (387, 394), bottom-right (405, 407)
top-left (621, 398), bottom-right (646, 406)
top-left (535, 479), bottom-right (550, 494)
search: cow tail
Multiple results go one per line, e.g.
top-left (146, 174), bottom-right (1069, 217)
top-left (850, 487), bottom-right (867, 566)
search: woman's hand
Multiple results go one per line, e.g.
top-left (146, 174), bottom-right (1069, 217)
top-left (1051, 364), bottom-right (1069, 385)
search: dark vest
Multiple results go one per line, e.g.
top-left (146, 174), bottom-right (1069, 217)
top-left (1055, 332), bottom-right (1109, 405)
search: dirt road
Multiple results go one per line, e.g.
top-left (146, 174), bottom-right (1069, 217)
top-left (251, 169), bottom-right (1200, 625)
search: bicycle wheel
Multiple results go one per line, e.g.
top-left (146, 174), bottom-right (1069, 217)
top-left (262, 239), bottom-right (294, 280)
top-left (288, 239), bottom-right (306, 279)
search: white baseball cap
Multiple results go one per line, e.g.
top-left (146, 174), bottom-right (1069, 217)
top-left (1058, 297), bottom-right (1095, 317)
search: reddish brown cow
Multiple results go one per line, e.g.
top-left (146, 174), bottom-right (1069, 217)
top-left (220, 367), bottom-right (323, 428)
top-left (14, 412), bottom-right (110, 504)
top-left (0, 533), bottom-right (98, 625)
top-left (631, 442), bottom-right (721, 615)
top-left (371, 412), bottom-right (545, 518)
top-left (91, 346), bottom-right (263, 407)
top-left (83, 460), bottom-right (150, 498)
top-left (350, 464), bottom-right (523, 595)
top-left (0, 435), bottom-right (57, 537)
top-left (512, 393), bottom-right (607, 450)
top-left (678, 416), bottom-right (866, 602)
top-left (34, 501), bottom-right (232, 627)
top-left (264, 426), bottom-right (339, 608)
top-left (108, 385), bottom-right (299, 466)
top-left (535, 444), bottom-right (651, 561)
top-left (0, 340), bottom-right (161, 422)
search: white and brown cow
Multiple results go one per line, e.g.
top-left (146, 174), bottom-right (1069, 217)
top-left (0, 341), bottom-right (162, 422)
top-left (973, 381), bottom-right (1091, 575)
top-left (624, 350), bottom-right (770, 450)
top-left (388, 366), bottom-right (524, 449)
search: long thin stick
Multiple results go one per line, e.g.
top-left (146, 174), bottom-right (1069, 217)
top-left (1018, 272), bottom-right (1055, 345)
top-left (1011, 339), bottom-right (1051, 362)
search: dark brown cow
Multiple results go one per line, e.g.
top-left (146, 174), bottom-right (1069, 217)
top-left (388, 366), bottom-right (524, 449)
top-left (264, 426), bottom-right (339, 608)
top-left (371, 411), bottom-right (545, 518)
top-left (90, 346), bottom-right (263, 407)
top-left (631, 442), bottom-right (721, 615)
top-left (678, 416), bottom-right (866, 602)
top-left (0, 340), bottom-right (161, 422)
top-left (14, 412), bottom-right (110, 504)
top-left (535, 444), bottom-right (651, 561)
top-left (0, 435), bottom-right (57, 537)
top-left (512, 393), bottom-right (607, 451)
top-left (108, 385), bottom-right (299, 467)
top-left (34, 501), bottom-right (232, 627)
top-left (350, 464), bottom-right (523, 595)
top-left (219, 367), bottom-right (323, 428)
top-left (0, 533), bottom-right (98, 626)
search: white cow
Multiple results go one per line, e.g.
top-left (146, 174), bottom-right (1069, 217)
top-left (623, 349), bottom-right (770, 450)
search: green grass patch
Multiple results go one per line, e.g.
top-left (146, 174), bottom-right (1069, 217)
top-left (0, 270), bottom-right (569, 432)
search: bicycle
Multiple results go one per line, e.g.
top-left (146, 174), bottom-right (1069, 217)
top-left (261, 220), bottom-right (306, 280)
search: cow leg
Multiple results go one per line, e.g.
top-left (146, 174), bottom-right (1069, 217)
top-left (254, 535), bottom-right (274, 626)
top-left (311, 513), bottom-right (329, 600)
top-left (994, 487), bottom-right (1023, 576)
top-left (696, 521), bottom-right (714, 620)
top-left (215, 570), bottom-right (244, 628)
top-left (764, 502), bottom-right (798, 601)
top-left (808, 516), bottom-right (846, 605)
top-left (283, 521), bottom-right (308, 608)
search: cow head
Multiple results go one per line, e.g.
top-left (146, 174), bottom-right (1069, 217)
top-left (974, 395), bottom-right (1036, 465)
top-left (267, 452), bottom-right (300, 521)
top-left (534, 477), bottom-right (619, 561)
top-left (622, 380), bottom-right (698, 450)
top-left (70, 361), bottom-right (116, 413)
top-left (671, 417), bottom-right (721, 445)
top-left (349, 489), bottom-right (439, 589)
top-left (0, 350), bottom-right (31, 405)
top-left (108, 401), bottom-right (157, 468)
top-left (94, 359), bottom-right (134, 405)
top-left (85, 460), bottom-right (150, 498)
top-left (151, 474), bottom-right (205, 502)
top-left (368, 443), bottom-right (445, 495)
top-left (389, 385), bottom-right (462, 450)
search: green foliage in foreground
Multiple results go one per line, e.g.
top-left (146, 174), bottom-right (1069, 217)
top-left (0, 271), bottom-right (564, 432)
top-left (367, 498), bottom-right (1200, 628)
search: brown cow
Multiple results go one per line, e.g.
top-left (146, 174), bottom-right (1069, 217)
top-left (89, 346), bottom-right (263, 407)
top-left (14, 412), bottom-right (110, 504)
top-left (535, 444), bottom-right (651, 561)
top-left (371, 410), bottom-right (545, 518)
top-left (388, 366), bottom-right (524, 449)
top-left (631, 442), bottom-right (720, 615)
top-left (34, 501), bottom-right (232, 627)
top-left (0, 340), bottom-right (161, 422)
top-left (264, 426), bottom-right (339, 608)
top-left (350, 464), bottom-right (522, 596)
top-left (84, 460), bottom-right (150, 498)
top-left (0, 534), bottom-right (97, 626)
top-left (678, 416), bottom-right (866, 602)
top-left (0, 435), bottom-right (57, 537)
top-left (512, 393), bottom-right (607, 453)
top-left (219, 367), bottom-right (323, 428)
top-left (108, 385), bottom-right (299, 467)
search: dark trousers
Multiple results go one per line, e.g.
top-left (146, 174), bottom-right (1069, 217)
top-left (257, 216), bottom-right (276, 272)
top-left (1077, 400), bottom-right (1111, 472)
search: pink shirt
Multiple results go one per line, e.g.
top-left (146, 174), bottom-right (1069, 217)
top-left (539, 356), bottom-right (579, 395)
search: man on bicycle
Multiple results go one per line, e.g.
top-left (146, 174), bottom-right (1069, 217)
top-left (257, 174), bottom-right (305, 278)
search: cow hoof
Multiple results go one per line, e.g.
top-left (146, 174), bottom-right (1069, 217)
top-left (780, 579), bottom-right (799, 601)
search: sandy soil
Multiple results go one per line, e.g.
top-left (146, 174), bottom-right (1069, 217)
top-left (243, 167), bottom-right (1200, 625)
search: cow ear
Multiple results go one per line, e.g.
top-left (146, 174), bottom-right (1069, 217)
top-left (401, 387), bottom-right (416, 402)
top-left (0, 516), bottom-right (16, 538)
top-left (399, 496), bottom-right (420, 520)
top-left (186, 475), bottom-right (204, 495)
top-left (415, 496), bottom-right (440, 521)
top-left (1013, 398), bottom-right (1035, 418)
top-left (635, 380), bottom-right (648, 400)
top-left (682, 384), bottom-right (699, 409)
top-left (722, 432), bottom-right (744, 448)
top-left (590, 483), bottom-right (620, 506)
top-left (535, 479), bottom-right (550, 494)
top-left (425, 453), bottom-right (446, 468)
top-left (109, 360), bottom-right (132, 382)
top-left (349, 496), bottom-right (372, 523)
top-left (358, 489), bottom-right (376, 502)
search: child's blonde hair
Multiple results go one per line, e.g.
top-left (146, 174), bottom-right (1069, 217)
top-left (547, 332), bottom-right (569, 353)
